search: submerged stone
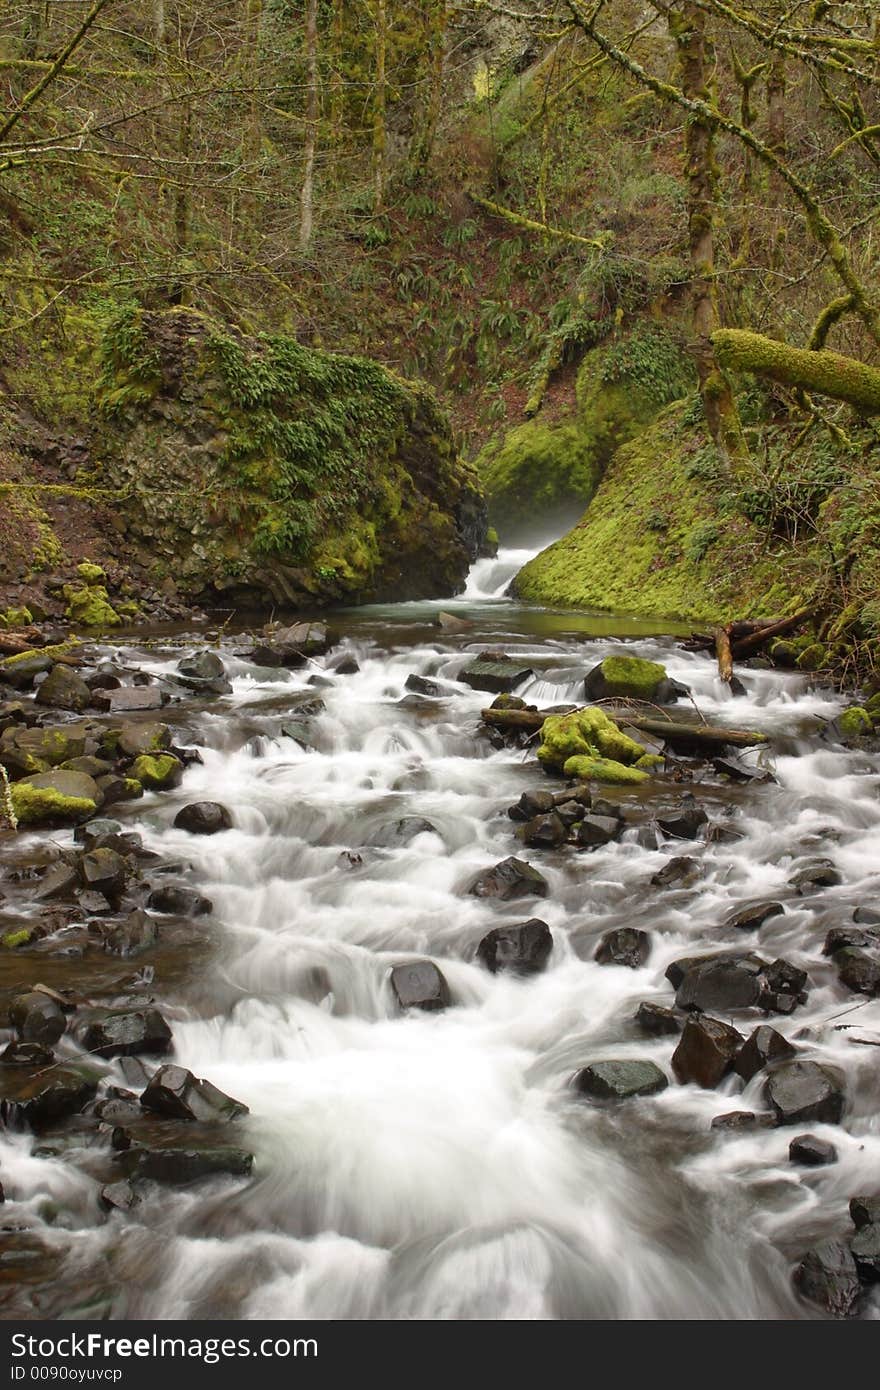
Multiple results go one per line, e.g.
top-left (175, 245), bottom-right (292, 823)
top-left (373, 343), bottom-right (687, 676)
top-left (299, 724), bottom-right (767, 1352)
top-left (390, 961), bottom-right (451, 1012)
top-left (574, 1060), bottom-right (668, 1101)
top-left (468, 857), bottom-right (549, 901)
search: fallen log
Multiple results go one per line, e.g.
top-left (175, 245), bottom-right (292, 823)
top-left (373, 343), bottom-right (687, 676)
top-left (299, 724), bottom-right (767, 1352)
top-left (715, 626), bottom-right (733, 683)
top-left (730, 608), bottom-right (812, 660)
top-left (481, 706), bottom-right (768, 748)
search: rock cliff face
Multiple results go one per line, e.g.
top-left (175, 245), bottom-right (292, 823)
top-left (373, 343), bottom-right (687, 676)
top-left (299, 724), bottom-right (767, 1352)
top-left (95, 308), bottom-right (486, 608)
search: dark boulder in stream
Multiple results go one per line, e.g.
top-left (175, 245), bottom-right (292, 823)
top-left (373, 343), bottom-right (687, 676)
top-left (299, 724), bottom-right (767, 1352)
top-left (141, 1064), bottom-right (248, 1123)
top-left (595, 928), bottom-right (650, 969)
top-left (575, 1060), bottom-right (668, 1101)
top-left (794, 1240), bottom-right (862, 1317)
top-left (476, 919), bottom-right (552, 976)
top-left (10, 992), bottom-right (67, 1046)
top-left (390, 961), bottom-right (451, 1011)
top-left (468, 857), bottom-right (549, 901)
top-left (789, 1134), bottom-right (837, 1166)
top-left (672, 1014), bottom-right (744, 1088)
top-left (734, 1025), bottom-right (796, 1082)
top-left (173, 802), bottom-right (233, 835)
top-left (79, 1007), bottom-right (173, 1059)
top-left (765, 1061), bottom-right (845, 1126)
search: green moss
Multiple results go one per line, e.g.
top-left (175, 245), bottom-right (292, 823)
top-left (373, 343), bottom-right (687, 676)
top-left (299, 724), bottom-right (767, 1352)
top-left (562, 754), bottom-right (649, 784)
top-left (11, 784), bottom-right (98, 825)
top-left (634, 753), bottom-right (665, 769)
top-left (0, 607), bottom-right (33, 628)
top-left (63, 585), bottom-right (122, 628)
top-left (838, 706), bottom-right (872, 739)
top-left (595, 654), bottom-right (667, 699)
top-left (713, 328), bottom-right (880, 413)
top-left (478, 420), bottom-right (605, 540)
top-left (537, 707), bottom-right (645, 771)
top-left (796, 643), bottom-right (827, 671)
top-left (130, 754), bottom-right (182, 789)
top-left (121, 778), bottom-right (144, 798)
top-left (1, 641), bottom-right (77, 669)
top-left (2, 928), bottom-right (35, 950)
top-left (76, 561), bottom-right (105, 583)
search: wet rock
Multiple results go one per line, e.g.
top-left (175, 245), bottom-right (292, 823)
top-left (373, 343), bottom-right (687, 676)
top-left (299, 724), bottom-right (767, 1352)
top-left (468, 857), bottom-right (549, 901)
top-left (0, 1066), bottom-right (99, 1129)
top-left (1, 653), bottom-right (53, 690)
top-left (436, 611), bottom-right (472, 633)
top-left (275, 621), bottom-right (330, 655)
top-left (794, 1240), bottom-right (861, 1317)
top-left (79, 847), bottom-right (128, 901)
top-left (35, 664), bottom-right (93, 712)
top-left (390, 961), bottom-right (451, 1011)
top-left (850, 1196), bottom-right (880, 1230)
top-left (656, 798), bottom-right (709, 841)
top-left (279, 719), bottom-right (315, 750)
top-left (711, 755), bottom-right (773, 783)
top-left (727, 901), bottom-right (785, 932)
top-left (405, 674), bottom-right (444, 697)
top-left (595, 928), bottom-right (650, 969)
top-left (523, 812), bottom-right (567, 848)
top-left (650, 856), bottom-right (700, 889)
top-left (555, 800), bottom-right (583, 827)
top-left (671, 1014), bottom-right (744, 1088)
top-left (148, 884), bottom-right (214, 917)
top-left (476, 919), bottom-right (552, 976)
top-left (331, 656), bottom-right (360, 675)
top-left (140, 1064), bottom-right (248, 1122)
top-left (634, 1002), bottom-right (681, 1036)
top-left (173, 802), bottom-right (232, 836)
top-left (834, 947), bottom-right (880, 996)
top-left (93, 686), bottom-right (165, 713)
top-left (79, 1007), bottom-right (173, 1058)
top-left (790, 859), bottom-right (842, 893)
top-left (460, 658), bottom-right (534, 695)
top-left (508, 790), bottom-right (557, 822)
top-left (100, 1180), bottom-right (138, 1212)
top-left (789, 1133), bottom-right (838, 1166)
top-left (824, 925), bottom-right (880, 955)
top-left (490, 694), bottom-right (528, 710)
top-left (34, 863), bottom-right (79, 901)
top-left (116, 722), bottom-right (171, 758)
top-left (177, 651), bottom-right (225, 681)
top-left (10, 992), bottom-right (67, 1046)
top-left (765, 1061), bottom-right (845, 1126)
top-left (851, 1225), bottom-right (880, 1282)
top-left (762, 958), bottom-right (808, 999)
top-left (1, 1041), bottom-right (55, 1067)
top-left (118, 1056), bottom-right (151, 1090)
top-left (574, 1060), bottom-right (668, 1101)
top-left (711, 1111), bottom-right (776, 1132)
top-left (249, 643), bottom-right (308, 669)
top-left (734, 1025), bottom-right (797, 1082)
top-left (96, 775), bottom-right (143, 806)
top-left (371, 817), bottom-right (438, 848)
top-left (674, 955), bottom-right (764, 1011)
top-left (103, 909), bottom-right (159, 958)
top-left (124, 1145), bottom-right (253, 1186)
top-left (10, 769), bottom-right (101, 825)
top-left (575, 814), bottom-right (621, 849)
top-left (853, 906), bottom-right (880, 926)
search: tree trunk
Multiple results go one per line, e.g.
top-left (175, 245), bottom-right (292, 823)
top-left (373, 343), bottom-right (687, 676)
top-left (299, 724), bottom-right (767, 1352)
top-left (481, 706), bottom-right (768, 749)
top-left (371, 0), bottom-right (387, 212)
top-left (409, 0), bottom-right (448, 174)
top-left (153, 0), bottom-right (166, 48)
top-left (712, 329), bottom-right (880, 413)
top-left (715, 626), bottom-right (733, 682)
top-left (298, 0), bottom-right (319, 253)
top-left (669, 4), bottom-right (745, 466)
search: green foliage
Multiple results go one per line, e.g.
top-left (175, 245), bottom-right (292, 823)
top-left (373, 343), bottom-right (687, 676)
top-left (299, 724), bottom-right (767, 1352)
top-left (686, 520), bottom-right (721, 564)
top-left (599, 329), bottom-right (693, 408)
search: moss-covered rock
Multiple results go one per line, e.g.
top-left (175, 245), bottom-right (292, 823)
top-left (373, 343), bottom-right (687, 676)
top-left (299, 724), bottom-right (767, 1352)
top-left (129, 753), bottom-right (182, 789)
top-left (76, 561), bottom-right (106, 584)
top-left (95, 307), bottom-right (486, 607)
top-left (0, 606), bottom-right (33, 628)
top-left (838, 706), bottom-right (872, 739)
top-left (584, 654), bottom-right (668, 700)
top-left (63, 583), bottom-right (122, 628)
top-left (537, 707), bottom-right (645, 771)
top-left (563, 754), bottom-right (649, 784)
top-left (796, 643), bottom-right (827, 671)
top-left (11, 770), bottom-right (101, 824)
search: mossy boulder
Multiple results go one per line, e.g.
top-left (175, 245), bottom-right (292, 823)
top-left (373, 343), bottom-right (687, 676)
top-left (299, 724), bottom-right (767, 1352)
top-left (563, 754), bottom-right (649, 785)
top-left (11, 770), bottom-right (101, 825)
top-left (130, 753), bottom-right (182, 790)
top-left (76, 561), bottom-right (106, 584)
top-left (2, 723), bottom-right (89, 768)
top-left (796, 644), bottom-right (827, 672)
top-left (95, 307), bottom-right (486, 607)
top-left (837, 706), bottom-right (872, 740)
top-left (34, 664), bottom-right (93, 711)
top-left (537, 707), bottom-right (645, 771)
top-left (0, 607), bottom-right (33, 628)
top-left (583, 654), bottom-right (668, 701)
top-left (63, 584), bottom-right (122, 629)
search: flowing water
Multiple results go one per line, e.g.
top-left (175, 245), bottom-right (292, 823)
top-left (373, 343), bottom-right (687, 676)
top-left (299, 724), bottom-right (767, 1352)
top-left (2, 550), bottom-right (879, 1320)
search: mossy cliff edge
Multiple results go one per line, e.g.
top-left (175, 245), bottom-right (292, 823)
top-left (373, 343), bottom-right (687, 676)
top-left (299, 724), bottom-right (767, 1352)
top-left (513, 395), bottom-right (880, 652)
top-left (95, 307), bottom-right (486, 608)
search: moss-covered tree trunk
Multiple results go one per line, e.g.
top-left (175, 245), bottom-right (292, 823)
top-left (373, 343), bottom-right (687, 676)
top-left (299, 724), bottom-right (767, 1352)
top-left (670, 4), bottom-right (745, 466)
top-left (712, 328), bottom-right (880, 412)
top-left (370, 0), bottom-right (387, 212)
top-left (298, 0), bottom-right (319, 253)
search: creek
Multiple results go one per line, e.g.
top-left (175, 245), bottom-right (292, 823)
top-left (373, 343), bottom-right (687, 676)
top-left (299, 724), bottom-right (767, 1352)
top-left (1, 550), bottom-right (878, 1320)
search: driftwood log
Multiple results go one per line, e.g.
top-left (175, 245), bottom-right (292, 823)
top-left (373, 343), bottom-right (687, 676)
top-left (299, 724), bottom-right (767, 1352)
top-left (715, 626), bottom-right (733, 683)
top-left (482, 706), bottom-right (768, 749)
